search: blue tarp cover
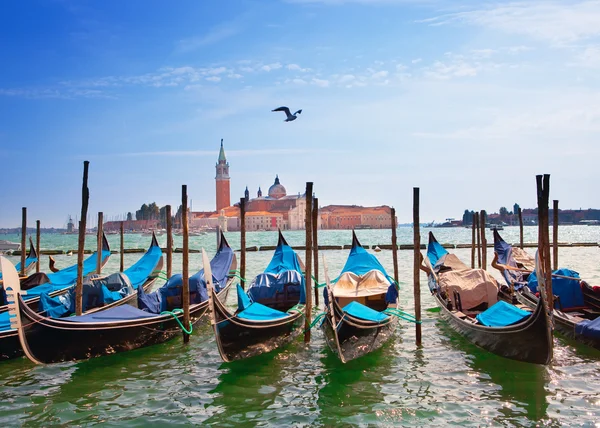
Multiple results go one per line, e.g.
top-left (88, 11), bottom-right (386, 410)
top-left (493, 233), bottom-right (526, 286)
top-left (123, 244), bottom-right (162, 289)
top-left (0, 312), bottom-right (13, 332)
top-left (342, 301), bottom-right (390, 323)
top-left (527, 269), bottom-right (584, 310)
top-left (427, 235), bottom-right (448, 267)
top-left (247, 239), bottom-right (306, 304)
top-left (574, 317), bottom-right (600, 341)
top-left (62, 304), bottom-right (160, 323)
top-left (237, 284), bottom-right (252, 311)
top-left (475, 300), bottom-right (531, 327)
top-left (237, 301), bottom-right (289, 321)
top-left (138, 243), bottom-right (234, 314)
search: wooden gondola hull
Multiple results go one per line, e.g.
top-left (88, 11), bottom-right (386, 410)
top-left (16, 283), bottom-right (231, 364)
top-left (211, 289), bottom-right (305, 362)
top-left (433, 291), bottom-right (552, 364)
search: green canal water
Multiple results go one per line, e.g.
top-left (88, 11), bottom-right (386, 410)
top-left (0, 226), bottom-right (599, 426)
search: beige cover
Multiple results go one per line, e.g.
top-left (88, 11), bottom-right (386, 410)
top-left (511, 248), bottom-right (536, 271)
top-left (438, 254), bottom-right (469, 272)
top-left (333, 269), bottom-right (389, 298)
top-left (438, 268), bottom-right (499, 310)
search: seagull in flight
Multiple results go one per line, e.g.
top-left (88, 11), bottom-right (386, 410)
top-left (272, 106), bottom-right (302, 122)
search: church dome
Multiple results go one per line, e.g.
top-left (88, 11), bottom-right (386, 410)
top-left (268, 175), bottom-right (286, 199)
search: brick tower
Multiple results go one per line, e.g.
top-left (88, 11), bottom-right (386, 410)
top-left (215, 139), bottom-right (230, 212)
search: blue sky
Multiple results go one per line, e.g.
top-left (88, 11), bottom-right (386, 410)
top-left (1, 0), bottom-right (600, 227)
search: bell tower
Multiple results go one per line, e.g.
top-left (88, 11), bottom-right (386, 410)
top-left (215, 139), bottom-right (230, 211)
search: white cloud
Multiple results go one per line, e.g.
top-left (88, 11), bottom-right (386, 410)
top-left (176, 24), bottom-right (240, 53)
top-left (371, 70), bottom-right (389, 79)
top-left (261, 62), bottom-right (283, 72)
top-left (312, 78), bottom-right (330, 87)
top-left (339, 74), bottom-right (355, 83)
top-left (411, 58), bottom-right (422, 64)
top-left (206, 76), bottom-right (221, 82)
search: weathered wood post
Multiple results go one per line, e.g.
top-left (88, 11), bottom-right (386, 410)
top-left (76, 161), bottom-right (90, 316)
top-left (413, 188), bottom-right (422, 346)
top-left (536, 174), bottom-right (553, 309)
top-left (553, 200), bottom-right (559, 271)
top-left (166, 205), bottom-right (172, 278)
top-left (471, 213), bottom-right (476, 269)
top-left (36, 220), bottom-right (40, 273)
top-left (20, 207), bottom-right (26, 276)
top-left (304, 182), bottom-right (313, 343)
top-left (312, 197), bottom-right (319, 307)
top-left (480, 210), bottom-right (487, 270)
top-left (391, 207), bottom-right (399, 285)
top-left (120, 221), bottom-right (124, 272)
top-left (182, 185), bottom-right (190, 343)
top-left (475, 212), bottom-right (482, 268)
top-left (239, 198), bottom-right (246, 289)
top-left (96, 212), bottom-right (103, 274)
top-left (518, 207), bottom-right (524, 249)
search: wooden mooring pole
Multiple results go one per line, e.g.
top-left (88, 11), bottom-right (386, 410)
top-left (304, 182), bottom-right (313, 343)
top-left (480, 210), bottom-right (487, 270)
top-left (120, 221), bottom-right (124, 272)
top-left (20, 208), bottom-right (26, 276)
top-left (35, 220), bottom-right (40, 273)
top-left (239, 198), bottom-right (246, 289)
top-left (391, 208), bottom-right (399, 285)
top-left (182, 185), bottom-right (190, 343)
top-left (312, 197), bottom-right (319, 307)
top-left (166, 205), bottom-right (172, 278)
top-left (536, 175), bottom-right (553, 309)
top-left (76, 161), bottom-right (90, 316)
top-left (553, 200), bottom-right (559, 271)
top-left (471, 214), bottom-right (476, 269)
top-left (413, 188), bottom-right (422, 346)
top-left (475, 212), bottom-right (481, 268)
top-left (96, 212), bottom-right (103, 274)
top-left (518, 207), bottom-right (524, 249)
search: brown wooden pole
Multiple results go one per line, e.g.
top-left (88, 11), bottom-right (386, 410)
top-left (312, 197), bottom-right (319, 307)
top-left (20, 207), bottom-right (26, 276)
top-left (96, 212), bottom-right (103, 274)
top-left (35, 220), bottom-right (41, 273)
top-left (76, 160), bottom-right (90, 316)
top-left (166, 205), bottom-right (172, 278)
top-left (239, 198), bottom-right (246, 289)
top-left (413, 188), bottom-right (422, 346)
top-left (480, 210), bottom-right (487, 270)
top-left (182, 185), bottom-right (190, 343)
top-left (536, 175), bottom-right (553, 309)
top-left (553, 199), bottom-right (559, 271)
top-left (475, 212), bottom-right (481, 268)
top-left (518, 207), bottom-right (524, 249)
top-left (304, 182), bottom-right (313, 343)
top-left (391, 207), bottom-right (399, 285)
top-left (471, 213), bottom-right (476, 269)
top-left (119, 221), bottom-right (124, 272)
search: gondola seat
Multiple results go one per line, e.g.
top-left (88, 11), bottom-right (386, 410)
top-left (475, 301), bottom-right (531, 327)
top-left (236, 285), bottom-right (289, 321)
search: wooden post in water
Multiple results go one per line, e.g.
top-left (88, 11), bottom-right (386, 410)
top-left (413, 188), bottom-right (422, 346)
top-left (536, 175), bottom-right (553, 309)
top-left (471, 214), bottom-right (476, 269)
top-left (480, 210), bottom-right (487, 270)
top-left (239, 198), bottom-right (246, 289)
top-left (312, 197), bottom-right (319, 307)
top-left (304, 182), bottom-right (313, 343)
top-left (518, 207), bottom-right (524, 249)
top-left (36, 220), bottom-right (41, 273)
top-left (96, 212), bottom-right (103, 274)
top-left (76, 161), bottom-right (90, 316)
top-left (391, 207), bottom-right (399, 285)
top-left (182, 185), bottom-right (190, 344)
top-left (166, 205), bottom-right (172, 278)
top-left (475, 212), bottom-right (482, 268)
top-left (20, 207), bottom-right (26, 276)
top-left (120, 221), bottom-right (124, 272)
top-left (553, 200), bottom-right (559, 271)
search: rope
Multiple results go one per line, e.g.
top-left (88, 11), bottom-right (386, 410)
top-left (383, 308), bottom-right (422, 324)
top-left (308, 311), bottom-right (327, 329)
top-left (160, 308), bottom-right (193, 334)
top-left (287, 304), bottom-right (305, 314)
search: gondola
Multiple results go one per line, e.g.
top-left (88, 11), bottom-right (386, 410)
top-left (0, 237), bottom-right (38, 282)
top-left (321, 231), bottom-right (401, 363)
top-left (208, 230), bottom-right (306, 362)
top-left (426, 232), bottom-right (553, 365)
top-left (0, 234), bottom-right (162, 361)
top-left (3, 232), bottom-right (235, 364)
top-left (493, 230), bottom-right (600, 350)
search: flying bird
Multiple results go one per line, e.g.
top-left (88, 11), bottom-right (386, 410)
top-left (272, 106), bottom-right (302, 122)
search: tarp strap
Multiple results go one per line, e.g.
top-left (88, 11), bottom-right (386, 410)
top-left (383, 308), bottom-right (421, 324)
top-left (160, 308), bottom-right (193, 334)
top-left (307, 311), bottom-right (327, 330)
top-left (287, 304), bottom-right (305, 314)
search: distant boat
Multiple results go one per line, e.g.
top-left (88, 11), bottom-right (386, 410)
top-left (0, 240), bottom-right (20, 251)
top-left (487, 224), bottom-right (504, 231)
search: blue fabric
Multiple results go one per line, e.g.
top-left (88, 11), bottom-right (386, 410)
top-left (427, 234), bottom-right (448, 266)
top-left (574, 317), bottom-right (600, 340)
top-left (475, 301), bottom-right (531, 327)
top-left (123, 244), bottom-right (162, 289)
top-left (247, 239), bottom-right (306, 304)
top-left (237, 283), bottom-right (252, 311)
top-left (138, 243), bottom-right (234, 314)
top-left (342, 301), bottom-right (390, 323)
top-left (385, 284), bottom-right (398, 304)
top-left (493, 231), bottom-right (526, 286)
top-left (39, 292), bottom-right (70, 318)
top-left (334, 242), bottom-right (390, 282)
top-left (527, 269), bottom-right (584, 310)
top-left (237, 301), bottom-right (290, 320)
top-left (62, 304), bottom-right (160, 322)
top-left (0, 311), bottom-right (14, 332)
